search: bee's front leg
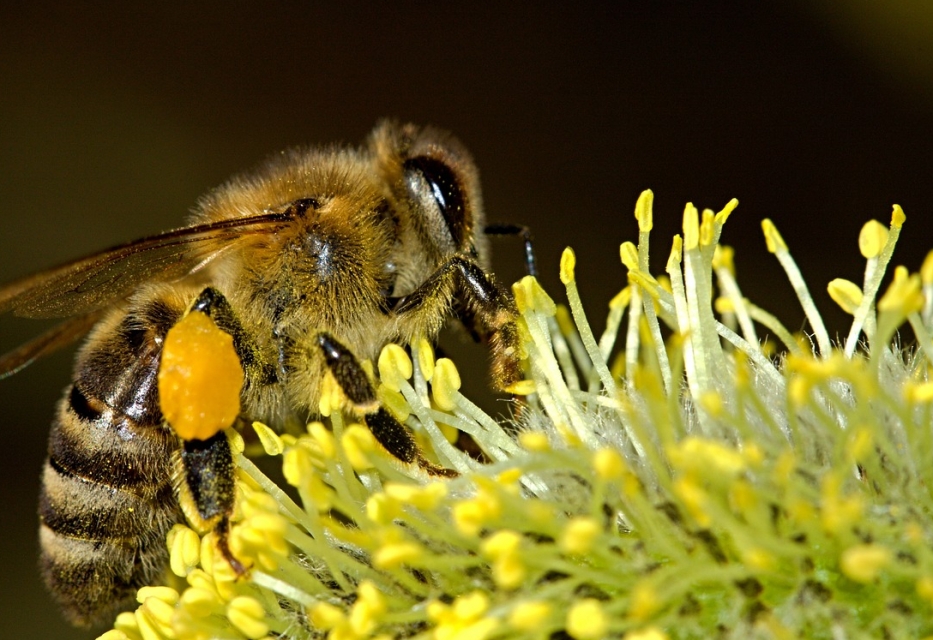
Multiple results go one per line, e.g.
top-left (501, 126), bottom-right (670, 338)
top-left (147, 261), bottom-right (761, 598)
top-left (316, 332), bottom-right (457, 478)
top-left (393, 256), bottom-right (522, 391)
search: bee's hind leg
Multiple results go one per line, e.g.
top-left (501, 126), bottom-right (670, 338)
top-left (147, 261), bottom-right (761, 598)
top-left (316, 332), bottom-right (457, 478)
top-left (172, 286), bottom-right (277, 576)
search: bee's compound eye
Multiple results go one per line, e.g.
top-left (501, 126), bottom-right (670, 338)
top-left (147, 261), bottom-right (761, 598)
top-left (403, 156), bottom-right (466, 248)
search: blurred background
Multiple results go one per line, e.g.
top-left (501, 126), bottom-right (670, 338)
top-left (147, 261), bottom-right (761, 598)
top-left (2, 2), bottom-right (933, 637)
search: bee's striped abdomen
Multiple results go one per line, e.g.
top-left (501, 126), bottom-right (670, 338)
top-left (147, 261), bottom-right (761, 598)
top-left (38, 301), bottom-right (185, 628)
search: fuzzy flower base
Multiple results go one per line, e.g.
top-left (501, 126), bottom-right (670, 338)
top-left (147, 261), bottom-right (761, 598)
top-left (100, 192), bottom-right (933, 640)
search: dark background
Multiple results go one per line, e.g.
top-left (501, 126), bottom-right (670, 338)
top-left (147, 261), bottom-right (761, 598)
top-left (2, 3), bottom-right (932, 638)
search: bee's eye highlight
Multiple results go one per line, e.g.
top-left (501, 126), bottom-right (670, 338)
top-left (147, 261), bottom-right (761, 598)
top-left (404, 157), bottom-right (466, 248)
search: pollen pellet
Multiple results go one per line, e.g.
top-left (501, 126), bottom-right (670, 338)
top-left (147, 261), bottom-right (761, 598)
top-left (158, 310), bottom-right (243, 441)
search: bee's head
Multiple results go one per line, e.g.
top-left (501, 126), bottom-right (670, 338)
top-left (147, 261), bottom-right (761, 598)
top-left (370, 121), bottom-right (489, 272)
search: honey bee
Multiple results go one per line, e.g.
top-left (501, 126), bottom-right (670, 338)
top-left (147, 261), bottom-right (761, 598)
top-left (0, 121), bottom-right (530, 627)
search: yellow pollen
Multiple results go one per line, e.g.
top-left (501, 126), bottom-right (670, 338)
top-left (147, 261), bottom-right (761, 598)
top-left (566, 598), bottom-right (609, 640)
top-left (682, 203), bottom-right (700, 250)
top-left (378, 343), bottom-right (413, 392)
top-left (858, 219), bottom-right (888, 258)
top-left (432, 358), bottom-right (462, 411)
top-left (509, 601), bottom-right (551, 631)
top-left (840, 544), bottom-right (891, 583)
top-left (634, 189), bottom-right (654, 232)
top-left (158, 310), bottom-right (244, 441)
top-left (560, 247), bottom-right (577, 284)
top-left (761, 219), bottom-right (787, 253)
top-left (827, 278), bottom-right (864, 315)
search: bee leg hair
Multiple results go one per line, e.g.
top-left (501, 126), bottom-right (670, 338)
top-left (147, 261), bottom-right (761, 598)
top-left (316, 332), bottom-right (457, 478)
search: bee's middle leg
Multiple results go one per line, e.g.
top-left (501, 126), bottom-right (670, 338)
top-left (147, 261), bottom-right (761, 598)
top-left (316, 332), bottom-right (457, 478)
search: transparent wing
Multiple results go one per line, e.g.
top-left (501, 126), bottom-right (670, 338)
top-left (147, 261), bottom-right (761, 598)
top-left (0, 212), bottom-right (293, 319)
top-left (0, 312), bottom-right (106, 379)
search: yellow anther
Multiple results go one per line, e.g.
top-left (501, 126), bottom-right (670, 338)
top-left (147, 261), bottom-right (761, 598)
top-left (113, 612), bottom-right (139, 638)
top-left (227, 596), bottom-right (268, 639)
top-left (96, 631), bottom-right (131, 640)
top-left (699, 208), bottom-right (715, 246)
top-left (620, 241), bottom-right (639, 270)
top-left (714, 296), bottom-right (735, 314)
top-left (827, 279), bottom-right (864, 315)
top-left (715, 198), bottom-right (739, 226)
top-left (560, 247), bottom-right (577, 284)
top-left (917, 576), bottom-right (933, 604)
top-left (761, 219), bottom-right (787, 254)
top-left (307, 421), bottom-right (336, 459)
top-left (566, 598), bottom-right (609, 640)
top-left (712, 245), bottom-right (734, 273)
top-left (628, 582), bottom-right (660, 621)
top-left (518, 431), bottom-right (550, 452)
top-left (891, 204), bottom-right (905, 228)
top-left (846, 427), bottom-right (873, 461)
top-left (481, 530), bottom-right (522, 559)
top-left (310, 601), bottom-right (346, 630)
top-left (251, 421), bottom-right (284, 456)
top-left (742, 547), bottom-right (776, 571)
top-left (342, 423), bottom-right (376, 471)
top-left (414, 336), bottom-right (436, 382)
top-left (158, 310), bottom-right (244, 441)
top-left (840, 544), bottom-right (891, 583)
top-left (167, 524), bottom-right (201, 578)
top-left (609, 287), bottom-right (632, 310)
top-left (878, 267), bottom-right (923, 315)
top-left (318, 371), bottom-right (344, 417)
top-left (283, 445), bottom-right (314, 488)
top-left (357, 580), bottom-right (387, 616)
top-left (227, 428), bottom-right (245, 453)
top-left (905, 381), bottom-right (933, 403)
top-left (672, 477), bottom-right (711, 528)
top-left (492, 552), bottom-right (526, 590)
top-left (560, 517), bottom-right (602, 555)
top-left (552, 305), bottom-right (575, 338)
top-left (365, 493), bottom-right (400, 524)
top-left (384, 481), bottom-right (448, 511)
top-left (453, 591), bottom-right (490, 620)
top-left (509, 601), bottom-right (552, 631)
top-left (378, 384), bottom-right (411, 422)
top-left (378, 343), bottom-right (413, 392)
top-left (505, 379), bottom-right (537, 395)
top-left (670, 437), bottom-right (746, 477)
top-left (593, 447), bottom-right (625, 480)
top-left (373, 541), bottom-right (423, 569)
top-left (497, 468), bottom-right (524, 487)
top-left (432, 358), bottom-right (462, 411)
top-left (858, 219), bottom-right (888, 259)
top-left (682, 203), bottom-right (700, 250)
top-left (667, 235), bottom-right (683, 267)
top-left (453, 497), bottom-right (499, 537)
top-left (634, 189), bottom-right (654, 232)
top-left (135, 606), bottom-right (168, 640)
top-left (698, 391), bottom-right (724, 418)
top-left (921, 250), bottom-right (933, 286)
top-left (513, 275), bottom-right (556, 316)
top-left (136, 586), bottom-right (179, 606)
top-left (179, 587), bottom-right (220, 618)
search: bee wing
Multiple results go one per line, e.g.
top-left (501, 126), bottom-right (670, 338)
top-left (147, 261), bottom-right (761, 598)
top-left (0, 212), bottom-right (293, 319)
top-left (0, 311), bottom-right (106, 379)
